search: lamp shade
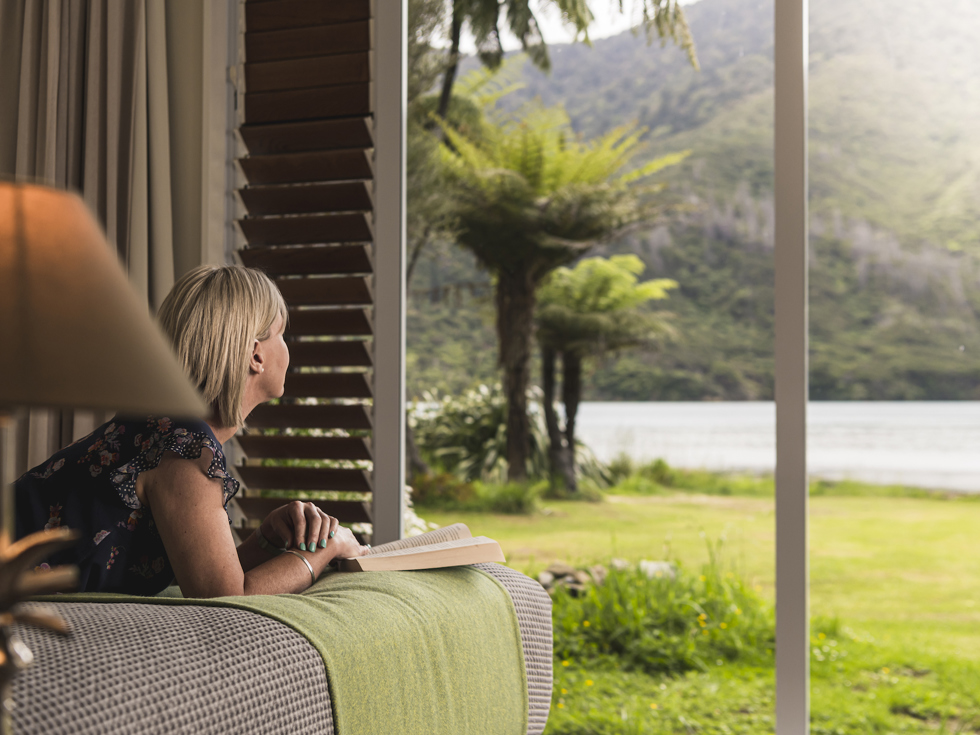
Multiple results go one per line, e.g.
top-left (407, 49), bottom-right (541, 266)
top-left (0, 182), bottom-right (208, 418)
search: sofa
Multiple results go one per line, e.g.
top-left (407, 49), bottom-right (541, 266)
top-left (12, 563), bottom-right (552, 735)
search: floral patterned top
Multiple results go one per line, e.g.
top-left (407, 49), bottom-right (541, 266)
top-left (15, 416), bottom-right (240, 596)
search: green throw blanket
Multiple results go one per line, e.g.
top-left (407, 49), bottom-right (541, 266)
top-left (39, 566), bottom-right (528, 735)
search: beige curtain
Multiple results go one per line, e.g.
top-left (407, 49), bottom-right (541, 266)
top-left (0, 0), bottom-right (176, 474)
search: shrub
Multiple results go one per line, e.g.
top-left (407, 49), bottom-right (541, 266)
top-left (475, 480), bottom-right (545, 514)
top-left (411, 383), bottom-right (610, 491)
top-left (552, 542), bottom-right (774, 676)
top-left (410, 472), bottom-right (478, 507)
top-left (412, 475), bottom-right (544, 515)
top-left (410, 384), bottom-right (549, 482)
top-left (605, 453), bottom-right (636, 485)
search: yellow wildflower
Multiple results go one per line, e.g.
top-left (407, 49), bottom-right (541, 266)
top-left (698, 613), bottom-right (707, 620)
top-left (583, 620), bottom-right (590, 627)
top-left (881, 667), bottom-right (890, 674)
top-left (818, 633), bottom-right (826, 640)
top-left (562, 660), bottom-right (570, 667)
top-left (561, 688), bottom-right (568, 695)
top-left (585, 680), bottom-right (593, 686)
top-left (699, 575), bottom-right (707, 582)
top-left (557, 703), bottom-right (564, 709)
top-left (720, 622), bottom-right (728, 629)
top-left (702, 630), bottom-right (709, 636)
top-left (650, 703), bottom-right (659, 710)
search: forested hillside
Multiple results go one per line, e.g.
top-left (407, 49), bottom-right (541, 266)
top-left (407, 0), bottom-right (980, 401)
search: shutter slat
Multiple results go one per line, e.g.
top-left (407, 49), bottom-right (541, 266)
top-left (288, 342), bottom-right (372, 368)
top-left (238, 213), bottom-right (373, 246)
top-left (239, 182), bottom-right (373, 216)
top-left (245, 52), bottom-right (371, 93)
top-left (239, 150), bottom-right (372, 185)
top-left (245, 21), bottom-right (371, 63)
top-left (275, 276), bottom-right (372, 306)
top-left (237, 466), bottom-right (372, 494)
top-left (234, 496), bottom-right (372, 525)
top-left (239, 119), bottom-right (373, 156)
top-left (239, 244), bottom-right (372, 276)
top-left (284, 373), bottom-right (372, 399)
top-left (287, 340), bottom-right (372, 368)
top-left (239, 435), bottom-right (372, 460)
top-left (247, 403), bottom-right (373, 430)
top-left (244, 83), bottom-right (370, 124)
top-left (246, 0), bottom-right (370, 32)
top-left (235, 499), bottom-right (371, 526)
top-left (287, 308), bottom-right (372, 337)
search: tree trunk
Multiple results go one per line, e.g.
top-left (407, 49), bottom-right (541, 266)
top-left (541, 347), bottom-right (570, 492)
top-left (496, 269), bottom-right (535, 482)
top-left (559, 351), bottom-right (582, 493)
top-left (436, 4), bottom-right (462, 120)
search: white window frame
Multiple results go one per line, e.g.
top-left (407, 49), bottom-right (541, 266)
top-left (774, 0), bottom-right (809, 732)
top-left (372, 0), bottom-right (408, 544)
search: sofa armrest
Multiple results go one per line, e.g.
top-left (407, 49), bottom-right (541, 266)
top-left (475, 563), bottom-right (554, 735)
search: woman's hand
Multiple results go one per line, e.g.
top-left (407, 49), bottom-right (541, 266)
top-left (259, 501), bottom-right (368, 559)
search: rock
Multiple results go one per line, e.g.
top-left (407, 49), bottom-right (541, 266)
top-left (537, 571), bottom-right (555, 587)
top-left (546, 562), bottom-right (578, 577)
top-left (588, 564), bottom-right (607, 586)
top-left (571, 570), bottom-right (592, 586)
top-left (610, 558), bottom-right (631, 572)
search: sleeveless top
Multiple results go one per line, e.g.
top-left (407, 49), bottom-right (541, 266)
top-left (15, 416), bottom-right (240, 596)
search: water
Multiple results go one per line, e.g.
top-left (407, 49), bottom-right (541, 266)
top-left (575, 401), bottom-right (980, 493)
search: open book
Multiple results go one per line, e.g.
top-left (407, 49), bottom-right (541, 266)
top-left (337, 523), bottom-right (505, 572)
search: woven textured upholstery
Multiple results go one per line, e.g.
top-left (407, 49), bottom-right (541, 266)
top-left (476, 563), bottom-right (554, 735)
top-left (12, 565), bottom-right (552, 734)
top-left (11, 602), bottom-right (334, 735)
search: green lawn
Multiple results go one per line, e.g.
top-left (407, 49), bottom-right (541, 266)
top-left (420, 493), bottom-right (980, 733)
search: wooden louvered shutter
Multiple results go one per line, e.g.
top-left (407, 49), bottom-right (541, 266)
top-left (232, 0), bottom-right (404, 541)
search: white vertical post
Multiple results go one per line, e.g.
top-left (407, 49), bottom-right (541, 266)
top-left (371, 0), bottom-right (407, 544)
top-left (774, 0), bottom-right (809, 732)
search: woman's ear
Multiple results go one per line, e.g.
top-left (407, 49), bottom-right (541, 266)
top-left (249, 338), bottom-right (265, 374)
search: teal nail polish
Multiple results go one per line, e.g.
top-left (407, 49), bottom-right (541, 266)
top-left (328, 531), bottom-right (336, 539)
top-left (320, 538), bottom-right (328, 548)
top-left (298, 542), bottom-right (306, 551)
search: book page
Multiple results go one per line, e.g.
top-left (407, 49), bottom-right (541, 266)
top-left (366, 523), bottom-right (472, 555)
top-left (367, 535), bottom-right (493, 559)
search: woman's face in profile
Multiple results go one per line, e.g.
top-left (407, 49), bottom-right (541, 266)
top-left (257, 312), bottom-right (289, 400)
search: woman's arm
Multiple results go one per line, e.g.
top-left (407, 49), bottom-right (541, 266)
top-left (143, 451), bottom-right (365, 597)
top-left (236, 501), bottom-right (355, 573)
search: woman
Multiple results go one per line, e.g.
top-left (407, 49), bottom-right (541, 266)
top-left (15, 264), bottom-right (368, 597)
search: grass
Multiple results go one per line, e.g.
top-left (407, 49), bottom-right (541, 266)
top-left (418, 482), bottom-right (980, 734)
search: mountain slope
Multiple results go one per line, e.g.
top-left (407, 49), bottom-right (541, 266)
top-left (409, 0), bottom-right (980, 401)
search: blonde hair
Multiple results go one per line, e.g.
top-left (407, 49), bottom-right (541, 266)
top-left (157, 265), bottom-right (287, 429)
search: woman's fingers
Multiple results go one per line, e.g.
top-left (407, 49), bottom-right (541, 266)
top-left (286, 501), bottom-right (307, 550)
top-left (272, 503), bottom-right (356, 555)
top-left (303, 504), bottom-right (323, 551)
top-left (296, 502), bottom-right (319, 551)
top-left (313, 512), bottom-right (338, 551)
